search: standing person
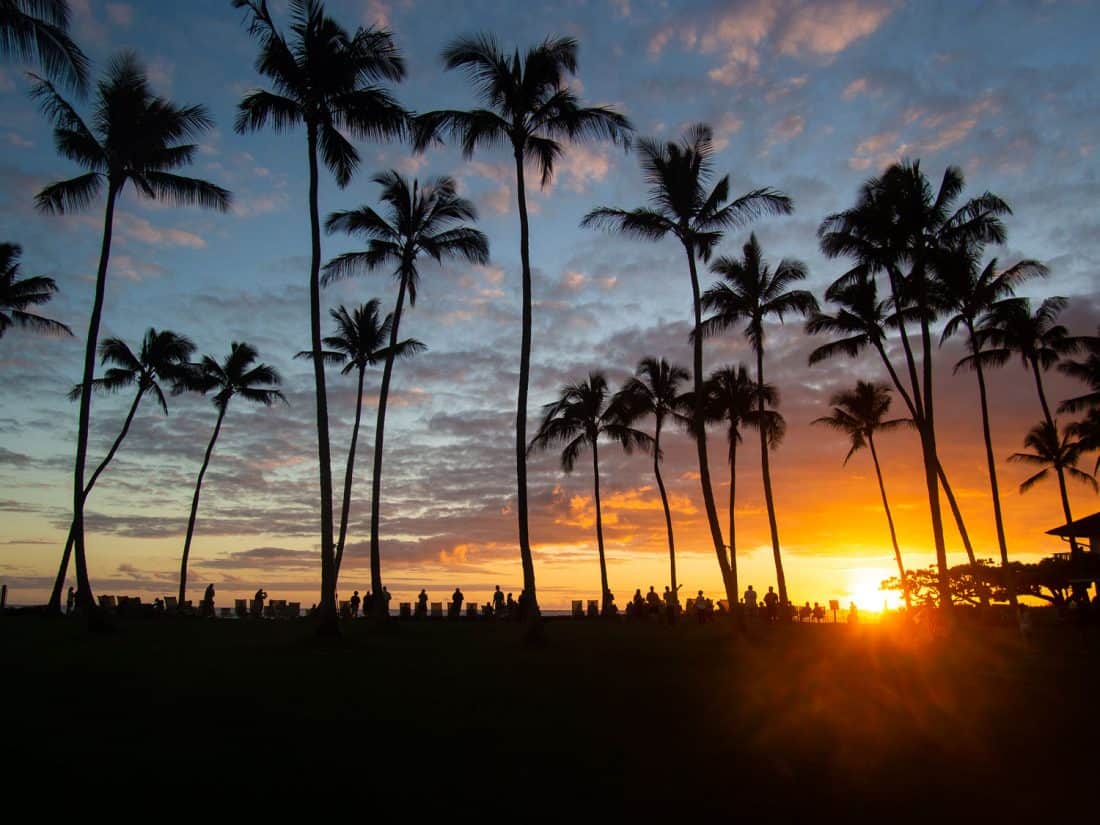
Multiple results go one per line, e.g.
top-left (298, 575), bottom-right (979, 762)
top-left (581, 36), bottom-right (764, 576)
top-left (763, 586), bottom-right (779, 623)
top-left (253, 588), bottom-right (267, 618)
top-left (452, 587), bottom-right (464, 617)
top-left (382, 587), bottom-right (392, 616)
top-left (66, 586), bottom-right (76, 616)
top-left (646, 586), bottom-right (661, 615)
top-left (203, 584), bottom-right (216, 618)
top-left (349, 590), bottom-right (361, 618)
top-left (744, 585), bottom-right (758, 623)
top-left (492, 585), bottom-right (505, 615)
top-left (416, 589), bottom-right (428, 617)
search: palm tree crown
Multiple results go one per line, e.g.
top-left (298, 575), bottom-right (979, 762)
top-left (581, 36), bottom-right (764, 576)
top-left (1058, 326), bottom-right (1100, 414)
top-left (1, 0), bottom-right (88, 92)
top-left (0, 242), bottom-right (71, 339)
top-left (195, 341), bottom-right (284, 411)
top-left (72, 328), bottom-right (196, 413)
top-left (1010, 421), bottom-right (1097, 495)
top-left (614, 357), bottom-right (690, 445)
top-left (701, 365), bottom-right (778, 458)
top-left (813, 381), bottom-right (906, 464)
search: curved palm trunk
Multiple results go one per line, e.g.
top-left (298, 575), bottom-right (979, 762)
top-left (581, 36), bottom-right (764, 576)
top-left (179, 402), bottom-right (227, 605)
top-left (368, 274), bottom-right (408, 617)
top-left (512, 147), bottom-right (539, 616)
top-left (1031, 358), bottom-right (1080, 558)
top-left (69, 183), bottom-right (119, 615)
top-left (306, 126), bottom-right (339, 633)
top-left (333, 364), bottom-right (366, 581)
top-left (652, 420), bottom-right (678, 605)
top-left (727, 430), bottom-right (739, 610)
top-left (48, 385), bottom-right (146, 612)
top-left (867, 434), bottom-right (910, 610)
top-left (755, 346), bottom-right (787, 607)
top-left (683, 244), bottom-right (733, 605)
top-left (591, 439), bottom-right (610, 615)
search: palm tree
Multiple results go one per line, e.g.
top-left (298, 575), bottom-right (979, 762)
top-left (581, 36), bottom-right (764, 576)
top-left (413, 35), bottom-right (632, 616)
top-left (179, 341), bottom-right (283, 605)
top-left (813, 381), bottom-right (911, 609)
top-left (32, 53), bottom-right (230, 613)
top-left (529, 372), bottom-right (650, 615)
top-left (233, 0), bottom-right (406, 630)
top-left (47, 329), bottom-right (195, 613)
top-left (323, 172), bottom-right (486, 614)
top-left (295, 301), bottom-right (424, 583)
top-left (818, 160), bottom-right (1010, 607)
top-left (1058, 327), bottom-right (1100, 414)
top-left (583, 124), bottom-right (792, 609)
top-left (1067, 410), bottom-right (1100, 474)
top-left (942, 256), bottom-right (1047, 603)
top-left (700, 234), bottom-right (817, 607)
top-left (1009, 421), bottom-right (1097, 561)
top-left (0, 242), bottom-right (71, 339)
top-left (698, 364), bottom-right (779, 610)
top-left (1, 0), bottom-right (88, 92)
top-left (612, 357), bottom-right (690, 606)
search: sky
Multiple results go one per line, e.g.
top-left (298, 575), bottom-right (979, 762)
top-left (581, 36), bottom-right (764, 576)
top-left (1, 0), bottom-right (1098, 612)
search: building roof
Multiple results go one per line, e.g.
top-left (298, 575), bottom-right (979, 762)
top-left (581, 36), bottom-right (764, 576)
top-left (1046, 511), bottom-right (1100, 538)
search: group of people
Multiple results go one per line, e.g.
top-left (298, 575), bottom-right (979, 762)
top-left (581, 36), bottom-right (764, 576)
top-left (616, 583), bottom-right (851, 625)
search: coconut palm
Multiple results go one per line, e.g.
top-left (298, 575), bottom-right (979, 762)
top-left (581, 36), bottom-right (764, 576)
top-left (699, 364), bottom-right (780, 610)
top-left (813, 381), bottom-right (911, 609)
top-left (1067, 410), bottom-right (1100, 474)
top-left (1058, 327), bottom-right (1100, 414)
top-left (529, 372), bottom-right (650, 615)
top-left (1, 0), bottom-right (87, 92)
top-left (583, 124), bottom-right (792, 609)
top-left (412, 35), bottom-right (631, 615)
top-left (818, 160), bottom-right (1010, 607)
top-left (46, 329), bottom-right (195, 612)
top-left (32, 53), bottom-right (230, 613)
top-left (233, 0), bottom-right (406, 629)
top-left (943, 256), bottom-right (1047, 602)
top-left (612, 357), bottom-right (690, 606)
top-left (179, 341), bottom-right (283, 605)
top-left (323, 172), bottom-right (486, 614)
top-left (295, 301), bottom-right (424, 582)
top-left (699, 234), bottom-right (817, 607)
top-left (0, 242), bottom-right (71, 340)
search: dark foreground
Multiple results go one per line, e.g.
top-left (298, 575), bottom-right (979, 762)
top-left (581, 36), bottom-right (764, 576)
top-left (4, 615), bottom-right (1097, 815)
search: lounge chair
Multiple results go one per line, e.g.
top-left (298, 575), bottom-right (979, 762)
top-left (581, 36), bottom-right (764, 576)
top-left (286, 602), bottom-right (300, 618)
top-left (466, 603), bottom-right (478, 618)
top-left (572, 600), bottom-right (584, 618)
top-left (234, 599), bottom-right (247, 618)
top-left (587, 599), bottom-right (598, 617)
top-left (399, 602), bottom-right (411, 618)
top-left (219, 607), bottom-right (232, 619)
top-left (164, 596), bottom-right (178, 613)
top-left (430, 602), bottom-right (443, 618)
top-left (98, 595), bottom-right (117, 611)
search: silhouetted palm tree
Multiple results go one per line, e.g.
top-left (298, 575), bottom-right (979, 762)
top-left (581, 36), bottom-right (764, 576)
top-left (1, 0), bottom-right (87, 91)
top-left (700, 234), bottom-right (817, 607)
top-left (233, 0), bottom-right (406, 630)
top-left (813, 381), bottom-right (911, 609)
top-left (529, 372), bottom-right (650, 615)
top-left (818, 160), bottom-right (1009, 607)
top-left (699, 364), bottom-right (779, 610)
top-left (48, 329), bottom-right (195, 612)
top-left (943, 256), bottom-right (1047, 602)
top-left (32, 54), bottom-right (229, 613)
top-left (583, 124), bottom-right (791, 609)
top-left (1058, 327), bottom-right (1100, 414)
top-left (1067, 410), bottom-right (1100, 474)
top-left (324, 172), bottom-right (485, 613)
top-left (296, 301), bottom-right (424, 582)
top-left (179, 341), bottom-right (283, 605)
top-left (413, 35), bottom-right (632, 615)
top-left (0, 242), bottom-right (71, 339)
top-left (613, 357), bottom-right (690, 605)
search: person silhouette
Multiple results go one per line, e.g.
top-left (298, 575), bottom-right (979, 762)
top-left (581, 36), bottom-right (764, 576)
top-left (66, 586), bottom-right (76, 615)
top-left (848, 602), bottom-right (859, 624)
top-left (743, 585), bottom-right (757, 622)
top-left (253, 588), bottom-right (267, 618)
top-left (382, 586), bottom-right (391, 615)
top-left (350, 590), bottom-right (360, 617)
top-left (416, 589), bottom-right (428, 617)
top-left (452, 587), bottom-right (464, 617)
top-left (646, 586), bottom-right (660, 614)
top-left (202, 583), bottom-right (216, 618)
top-left (763, 586), bottom-right (779, 622)
top-left (492, 585), bottom-right (505, 615)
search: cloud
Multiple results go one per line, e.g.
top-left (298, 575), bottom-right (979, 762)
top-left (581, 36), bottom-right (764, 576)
top-left (6, 132), bottom-right (33, 148)
top-left (116, 213), bottom-right (206, 249)
top-left (0, 447), bottom-right (31, 466)
top-left (775, 0), bottom-right (895, 57)
top-left (109, 254), bottom-right (168, 282)
top-left (842, 77), bottom-right (871, 100)
top-left (105, 3), bottom-right (133, 26)
top-left (558, 144), bottom-right (613, 193)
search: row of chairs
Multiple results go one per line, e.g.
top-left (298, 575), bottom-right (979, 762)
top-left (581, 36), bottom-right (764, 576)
top-left (395, 602), bottom-right (481, 618)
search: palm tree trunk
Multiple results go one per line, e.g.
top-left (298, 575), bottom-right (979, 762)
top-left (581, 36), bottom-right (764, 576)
top-left (868, 434), bottom-right (910, 610)
top-left (727, 431), bottom-right (739, 609)
top-left (368, 273), bottom-right (408, 617)
top-left (652, 420), bottom-right (677, 604)
top-left (48, 385), bottom-right (146, 612)
top-left (179, 402), bottom-right (227, 605)
top-left (755, 345), bottom-right (787, 608)
top-left (936, 464), bottom-right (978, 565)
top-left (683, 242), bottom-right (732, 606)
top-left (1031, 357), bottom-right (1080, 557)
top-left (512, 146), bottom-right (538, 616)
top-left (69, 182), bottom-right (119, 615)
top-left (333, 365), bottom-right (366, 582)
top-left (591, 438), bottom-right (610, 615)
top-left (307, 125), bottom-right (339, 633)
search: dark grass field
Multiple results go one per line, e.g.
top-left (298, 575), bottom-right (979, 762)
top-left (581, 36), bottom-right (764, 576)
top-left (4, 614), bottom-right (1097, 816)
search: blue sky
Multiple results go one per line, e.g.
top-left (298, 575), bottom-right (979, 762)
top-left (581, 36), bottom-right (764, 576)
top-left (1, 0), bottom-right (1098, 609)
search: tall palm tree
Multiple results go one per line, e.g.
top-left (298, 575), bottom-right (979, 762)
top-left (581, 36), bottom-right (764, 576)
top-left (179, 341), bottom-right (283, 605)
top-left (295, 301), bottom-right (424, 582)
top-left (0, 242), bottom-right (71, 339)
top-left (32, 53), bottom-right (230, 613)
top-left (1067, 410), bottom-right (1100, 474)
top-left (699, 234), bottom-right (817, 607)
top-left (529, 372), bottom-right (650, 615)
top-left (612, 357), bottom-right (690, 605)
top-left (813, 381), bottom-right (911, 609)
top-left (233, 0), bottom-right (406, 630)
top-left (323, 172), bottom-right (486, 614)
top-left (698, 364), bottom-right (779, 611)
top-left (1058, 327), bottom-right (1100, 414)
top-left (1, 0), bottom-right (87, 92)
top-left (583, 124), bottom-right (792, 609)
top-left (413, 35), bottom-right (632, 616)
top-left (943, 256), bottom-right (1047, 604)
top-left (818, 160), bottom-right (1010, 607)
top-left (47, 328), bottom-right (195, 613)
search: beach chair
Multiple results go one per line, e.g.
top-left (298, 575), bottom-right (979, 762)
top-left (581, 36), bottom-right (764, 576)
top-left (587, 600), bottom-right (598, 617)
top-left (466, 603), bottom-right (478, 618)
top-left (286, 602), bottom-right (300, 618)
top-left (219, 607), bottom-right (232, 619)
top-left (164, 596), bottom-right (178, 613)
top-left (430, 602), bottom-right (443, 618)
top-left (572, 600), bottom-right (584, 618)
top-left (399, 602), bottom-right (411, 618)
top-left (180, 600), bottom-right (193, 613)
top-left (98, 595), bottom-right (117, 611)
top-left (263, 604), bottom-right (274, 619)
top-left (234, 599), bottom-right (247, 618)
top-left (250, 599), bottom-right (262, 618)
